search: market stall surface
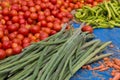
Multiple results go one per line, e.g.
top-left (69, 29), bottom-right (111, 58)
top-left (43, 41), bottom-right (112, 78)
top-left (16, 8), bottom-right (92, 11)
top-left (70, 23), bottom-right (120, 80)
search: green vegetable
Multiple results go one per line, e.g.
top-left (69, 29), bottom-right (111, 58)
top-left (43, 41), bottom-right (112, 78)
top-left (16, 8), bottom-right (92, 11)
top-left (75, 0), bottom-right (120, 28)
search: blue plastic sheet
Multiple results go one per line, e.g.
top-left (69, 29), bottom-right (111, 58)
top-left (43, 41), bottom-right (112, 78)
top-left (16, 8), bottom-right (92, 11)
top-left (70, 23), bottom-right (120, 80)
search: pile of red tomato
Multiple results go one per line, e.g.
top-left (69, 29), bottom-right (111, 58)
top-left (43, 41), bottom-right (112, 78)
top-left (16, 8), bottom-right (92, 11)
top-left (0, 0), bottom-right (103, 59)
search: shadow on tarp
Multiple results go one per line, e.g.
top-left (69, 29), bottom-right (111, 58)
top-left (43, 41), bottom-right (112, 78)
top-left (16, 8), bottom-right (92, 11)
top-left (70, 23), bottom-right (120, 80)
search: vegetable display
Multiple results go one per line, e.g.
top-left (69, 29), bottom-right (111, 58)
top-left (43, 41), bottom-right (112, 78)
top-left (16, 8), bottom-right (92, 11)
top-left (0, 24), bottom-right (112, 80)
top-left (0, 0), bottom-right (103, 58)
top-left (75, 0), bottom-right (120, 28)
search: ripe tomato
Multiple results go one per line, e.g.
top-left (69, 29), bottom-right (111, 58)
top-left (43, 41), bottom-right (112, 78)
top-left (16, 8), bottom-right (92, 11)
top-left (0, 30), bottom-right (4, 38)
top-left (38, 14), bottom-right (45, 21)
top-left (46, 16), bottom-right (54, 22)
top-left (17, 34), bottom-right (24, 40)
top-left (34, 33), bottom-right (40, 38)
top-left (2, 36), bottom-right (9, 42)
top-left (41, 3), bottom-right (47, 10)
top-left (12, 16), bottom-right (19, 23)
top-left (30, 12), bottom-right (38, 20)
top-left (0, 42), bottom-right (2, 48)
top-left (81, 25), bottom-right (93, 33)
top-left (5, 48), bottom-right (13, 56)
top-left (29, 7), bottom-right (36, 13)
top-left (50, 0), bottom-right (57, 4)
top-left (23, 37), bottom-right (31, 43)
top-left (41, 20), bottom-right (47, 27)
top-left (50, 30), bottom-right (57, 35)
top-left (13, 46), bottom-right (22, 54)
top-left (86, 0), bottom-right (94, 4)
top-left (47, 22), bottom-right (53, 29)
top-left (53, 23), bottom-right (62, 31)
top-left (21, 6), bottom-right (29, 12)
top-left (24, 11), bottom-right (31, 18)
top-left (0, 49), bottom-right (6, 59)
top-left (41, 27), bottom-right (51, 34)
top-left (30, 25), bottom-right (40, 34)
top-left (2, 8), bottom-right (9, 15)
top-left (12, 38), bottom-right (22, 45)
top-left (7, 24), bottom-right (19, 32)
top-left (12, 42), bottom-right (18, 48)
top-left (8, 32), bottom-right (17, 40)
top-left (2, 41), bottom-right (11, 49)
top-left (23, 43), bottom-right (30, 48)
top-left (39, 31), bottom-right (49, 40)
top-left (18, 27), bottom-right (29, 36)
top-left (10, 10), bottom-right (18, 16)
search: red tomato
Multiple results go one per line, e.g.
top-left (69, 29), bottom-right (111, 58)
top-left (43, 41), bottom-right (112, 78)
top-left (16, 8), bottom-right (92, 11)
top-left (12, 42), bottom-right (18, 48)
top-left (50, 0), bottom-right (57, 4)
top-left (30, 12), bottom-right (38, 20)
top-left (47, 22), bottom-right (53, 29)
top-left (52, 10), bottom-right (58, 17)
top-left (12, 38), bottom-right (22, 45)
top-left (0, 49), bottom-right (6, 59)
top-left (37, 22), bottom-right (41, 26)
top-left (7, 24), bottom-right (19, 32)
top-left (23, 37), bottom-right (31, 43)
top-left (24, 11), bottom-right (31, 18)
top-left (18, 27), bottom-right (29, 36)
top-left (2, 8), bottom-right (9, 15)
top-left (39, 31), bottom-right (49, 40)
top-left (41, 3), bottom-right (47, 10)
top-left (0, 42), bottom-right (2, 48)
top-left (19, 19), bottom-right (26, 24)
top-left (13, 46), bottom-right (22, 54)
top-left (35, 5), bottom-right (41, 11)
top-left (86, 0), bottom-right (94, 4)
top-left (34, 33), bottom-right (40, 38)
top-left (2, 36), bottom-right (9, 42)
top-left (17, 34), bottom-right (24, 40)
top-left (12, 16), bottom-right (19, 23)
top-left (2, 41), bottom-right (11, 49)
top-left (10, 10), bottom-right (18, 16)
top-left (92, 1), bottom-right (98, 6)
top-left (38, 14), bottom-right (45, 21)
top-left (53, 23), bottom-right (62, 31)
top-left (21, 6), bottom-right (29, 12)
top-left (44, 9), bottom-right (50, 16)
top-left (6, 48), bottom-right (13, 56)
top-left (42, 27), bottom-right (51, 34)
top-left (81, 25), bottom-right (93, 33)
top-left (41, 20), bottom-right (47, 27)
top-left (50, 30), bottom-right (57, 35)
top-left (46, 16), bottom-right (54, 22)
top-left (30, 7), bottom-right (36, 13)
top-left (8, 32), bottom-right (17, 40)
top-left (11, 4), bottom-right (20, 11)
top-left (0, 30), bottom-right (4, 38)
top-left (27, 1), bottom-right (35, 7)
top-left (23, 43), bottom-right (30, 48)
top-left (4, 16), bottom-right (9, 21)
top-left (30, 25), bottom-right (40, 34)
top-left (21, 1), bottom-right (27, 6)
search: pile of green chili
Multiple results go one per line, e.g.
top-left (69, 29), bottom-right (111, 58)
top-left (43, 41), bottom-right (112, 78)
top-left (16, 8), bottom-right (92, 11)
top-left (75, 0), bottom-right (120, 28)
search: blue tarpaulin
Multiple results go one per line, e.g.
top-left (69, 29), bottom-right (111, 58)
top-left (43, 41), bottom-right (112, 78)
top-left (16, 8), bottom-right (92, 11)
top-left (70, 23), bottom-right (120, 80)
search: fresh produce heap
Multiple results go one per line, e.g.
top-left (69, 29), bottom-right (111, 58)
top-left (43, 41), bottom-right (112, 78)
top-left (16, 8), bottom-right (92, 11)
top-left (0, 0), bottom-right (104, 59)
top-left (75, 0), bottom-right (120, 28)
top-left (0, 24), bottom-right (112, 80)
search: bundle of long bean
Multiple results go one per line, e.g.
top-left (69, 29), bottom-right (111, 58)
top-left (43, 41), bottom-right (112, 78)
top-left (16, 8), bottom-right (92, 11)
top-left (75, 0), bottom-right (120, 28)
top-left (0, 23), bottom-right (112, 80)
